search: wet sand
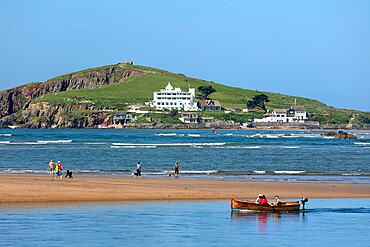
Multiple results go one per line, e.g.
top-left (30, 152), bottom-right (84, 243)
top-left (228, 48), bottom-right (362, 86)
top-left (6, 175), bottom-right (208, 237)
top-left (0, 175), bottom-right (369, 204)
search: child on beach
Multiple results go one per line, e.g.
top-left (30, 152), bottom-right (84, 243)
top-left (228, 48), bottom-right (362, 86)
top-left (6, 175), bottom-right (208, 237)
top-left (48, 160), bottom-right (55, 176)
top-left (55, 161), bottom-right (63, 179)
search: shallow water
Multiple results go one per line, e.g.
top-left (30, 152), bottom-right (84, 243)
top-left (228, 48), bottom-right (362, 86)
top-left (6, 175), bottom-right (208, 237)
top-left (0, 129), bottom-right (369, 183)
top-left (1, 199), bottom-right (369, 246)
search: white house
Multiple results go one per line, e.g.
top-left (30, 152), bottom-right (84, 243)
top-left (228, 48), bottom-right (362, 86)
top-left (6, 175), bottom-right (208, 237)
top-left (148, 83), bottom-right (199, 111)
top-left (254, 106), bottom-right (307, 123)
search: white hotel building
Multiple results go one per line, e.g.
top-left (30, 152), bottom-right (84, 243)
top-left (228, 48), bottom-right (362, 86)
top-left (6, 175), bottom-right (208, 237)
top-left (148, 83), bottom-right (199, 111)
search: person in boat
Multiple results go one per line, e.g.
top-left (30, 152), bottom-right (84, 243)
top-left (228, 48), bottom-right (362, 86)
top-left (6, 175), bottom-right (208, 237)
top-left (174, 161), bottom-right (180, 177)
top-left (259, 195), bottom-right (268, 205)
top-left (255, 194), bottom-right (263, 203)
top-left (270, 195), bottom-right (282, 206)
top-left (48, 160), bottom-right (55, 176)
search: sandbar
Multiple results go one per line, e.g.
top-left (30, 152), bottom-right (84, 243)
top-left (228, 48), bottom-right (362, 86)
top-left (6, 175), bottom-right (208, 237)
top-left (0, 175), bottom-right (369, 205)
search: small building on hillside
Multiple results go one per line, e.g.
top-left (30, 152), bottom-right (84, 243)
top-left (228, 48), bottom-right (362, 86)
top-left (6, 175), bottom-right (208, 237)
top-left (197, 100), bottom-right (222, 111)
top-left (148, 83), bottom-right (199, 111)
top-left (254, 105), bottom-right (308, 123)
top-left (179, 112), bottom-right (199, 124)
top-left (201, 117), bottom-right (215, 124)
top-left (113, 112), bottom-right (136, 125)
top-left (287, 106), bottom-right (307, 121)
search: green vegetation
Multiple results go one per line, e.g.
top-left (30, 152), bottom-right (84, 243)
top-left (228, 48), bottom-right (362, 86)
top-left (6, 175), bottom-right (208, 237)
top-left (30, 63), bottom-right (368, 125)
top-left (198, 85), bottom-right (217, 100)
top-left (136, 112), bottom-right (182, 124)
top-left (199, 111), bottom-right (264, 123)
top-left (246, 94), bottom-right (270, 113)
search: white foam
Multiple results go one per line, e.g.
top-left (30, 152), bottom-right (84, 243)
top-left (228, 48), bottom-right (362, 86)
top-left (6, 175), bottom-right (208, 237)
top-left (111, 142), bottom-right (226, 147)
top-left (253, 171), bottom-right (266, 174)
top-left (265, 135), bottom-right (279, 138)
top-left (342, 173), bottom-right (365, 176)
top-left (0, 134), bottom-right (12, 136)
top-left (156, 133), bottom-right (177, 136)
top-left (180, 170), bottom-right (219, 174)
top-left (188, 134), bottom-right (201, 137)
top-left (354, 142), bottom-right (370, 145)
top-left (0, 141), bottom-right (10, 144)
top-left (223, 133), bottom-right (233, 136)
top-left (273, 171), bottom-right (306, 174)
top-left (8, 142), bottom-right (46, 145)
top-left (0, 169), bottom-right (48, 174)
top-left (37, 140), bottom-right (73, 144)
top-left (110, 145), bottom-right (157, 148)
top-left (85, 142), bottom-right (107, 145)
top-left (279, 146), bottom-right (300, 149)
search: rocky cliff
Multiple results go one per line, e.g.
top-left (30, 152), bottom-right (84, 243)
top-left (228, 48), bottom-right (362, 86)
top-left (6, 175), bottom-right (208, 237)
top-left (0, 64), bottom-right (142, 128)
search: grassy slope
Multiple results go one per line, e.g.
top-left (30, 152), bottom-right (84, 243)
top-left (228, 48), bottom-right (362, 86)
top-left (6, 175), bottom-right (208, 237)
top-left (36, 64), bottom-right (367, 124)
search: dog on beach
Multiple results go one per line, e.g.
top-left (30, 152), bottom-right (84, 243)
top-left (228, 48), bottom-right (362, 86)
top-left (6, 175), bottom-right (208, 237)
top-left (65, 170), bottom-right (73, 178)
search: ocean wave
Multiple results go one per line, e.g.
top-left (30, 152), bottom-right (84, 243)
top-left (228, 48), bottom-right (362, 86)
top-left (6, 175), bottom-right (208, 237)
top-left (215, 145), bottom-right (299, 149)
top-left (246, 134), bottom-right (281, 138)
top-left (0, 169), bottom-right (102, 174)
top-left (110, 145), bottom-right (157, 148)
top-left (188, 134), bottom-right (201, 137)
top-left (85, 142), bottom-right (107, 145)
top-left (111, 142), bottom-right (226, 147)
top-left (0, 169), bottom-right (48, 174)
top-left (2, 140), bottom-right (73, 145)
top-left (223, 133), bottom-right (233, 136)
top-left (253, 171), bottom-right (266, 174)
top-left (156, 133), bottom-right (177, 136)
top-left (37, 140), bottom-right (73, 144)
top-left (0, 141), bottom-right (10, 144)
top-left (354, 142), bottom-right (370, 145)
top-left (131, 170), bottom-right (219, 176)
top-left (273, 170), bottom-right (306, 174)
top-left (0, 134), bottom-right (12, 136)
top-left (342, 173), bottom-right (369, 176)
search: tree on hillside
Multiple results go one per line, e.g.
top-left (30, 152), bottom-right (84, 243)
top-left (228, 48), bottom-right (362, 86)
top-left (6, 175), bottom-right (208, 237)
top-left (246, 94), bottom-right (270, 113)
top-left (197, 86), bottom-right (217, 100)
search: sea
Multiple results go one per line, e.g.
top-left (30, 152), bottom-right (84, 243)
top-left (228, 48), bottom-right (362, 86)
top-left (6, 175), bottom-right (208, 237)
top-left (1, 129), bottom-right (369, 246)
top-left (0, 129), bottom-right (369, 183)
top-left (0, 199), bottom-right (369, 246)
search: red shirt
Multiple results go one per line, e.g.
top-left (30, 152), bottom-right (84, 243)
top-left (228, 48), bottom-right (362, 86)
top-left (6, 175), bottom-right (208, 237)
top-left (260, 198), bottom-right (268, 205)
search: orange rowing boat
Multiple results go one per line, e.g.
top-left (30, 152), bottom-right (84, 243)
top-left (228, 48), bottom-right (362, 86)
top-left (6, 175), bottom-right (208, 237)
top-left (231, 199), bottom-right (301, 212)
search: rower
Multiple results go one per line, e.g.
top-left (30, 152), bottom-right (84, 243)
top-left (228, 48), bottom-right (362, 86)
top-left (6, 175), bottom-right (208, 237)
top-left (301, 197), bottom-right (308, 210)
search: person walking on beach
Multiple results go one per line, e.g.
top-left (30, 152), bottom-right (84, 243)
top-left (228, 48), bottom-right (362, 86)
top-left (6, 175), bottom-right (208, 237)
top-left (55, 161), bottom-right (63, 179)
top-left (174, 161), bottom-right (180, 177)
top-left (48, 160), bottom-right (55, 176)
top-left (136, 162), bottom-right (142, 178)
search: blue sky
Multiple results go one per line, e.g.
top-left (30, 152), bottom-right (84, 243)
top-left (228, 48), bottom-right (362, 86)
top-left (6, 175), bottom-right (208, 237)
top-left (0, 0), bottom-right (369, 111)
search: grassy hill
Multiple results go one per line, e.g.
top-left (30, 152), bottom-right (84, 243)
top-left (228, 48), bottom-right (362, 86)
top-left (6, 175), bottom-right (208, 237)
top-left (28, 63), bottom-right (369, 125)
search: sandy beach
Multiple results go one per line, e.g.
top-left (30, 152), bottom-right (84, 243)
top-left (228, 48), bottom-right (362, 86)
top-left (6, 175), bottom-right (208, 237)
top-left (0, 175), bottom-right (369, 204)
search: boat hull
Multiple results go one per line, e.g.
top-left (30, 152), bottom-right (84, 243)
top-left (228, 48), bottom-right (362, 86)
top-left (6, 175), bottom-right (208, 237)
top-left (231, 199), bottom-right (300, 212)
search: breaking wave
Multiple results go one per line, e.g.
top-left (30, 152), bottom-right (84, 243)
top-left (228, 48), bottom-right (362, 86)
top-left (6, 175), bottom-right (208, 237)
top-left (155, 133), bottom-right (177, 136)
top-left (111, 143), bottom-right (226, 147)
top-left (273, 171), bottom-right (306, 174)
top-left (0, 134), bottom-right (12, 136)
top-left (110, 145), bottom-right (157, 148)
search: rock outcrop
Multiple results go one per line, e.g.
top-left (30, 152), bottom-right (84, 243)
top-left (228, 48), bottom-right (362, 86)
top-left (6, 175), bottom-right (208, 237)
top-left (334, 131), bottom-right (358, 139)
top-left (0, 64), bottom-right (143, 128)
top-left (324, 132), bottom-right (336, 136)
